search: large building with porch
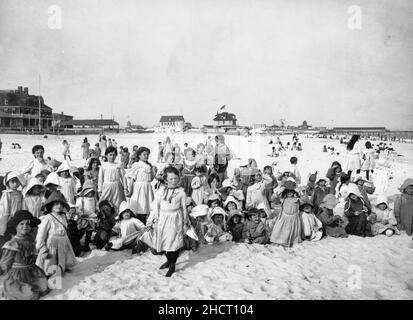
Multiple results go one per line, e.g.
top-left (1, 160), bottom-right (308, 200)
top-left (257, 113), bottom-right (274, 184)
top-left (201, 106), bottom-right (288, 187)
top-left (159, 115), bottom-right (186, 130)
top-left (0, 86), bottom-right (72, 131)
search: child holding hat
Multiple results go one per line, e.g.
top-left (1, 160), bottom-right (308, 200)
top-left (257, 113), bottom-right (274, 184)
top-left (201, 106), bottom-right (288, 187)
top-left (371, 195), bottom-right (399, 237)
top-left (0, 210), bottom-right (48, 300)
top-left (205, 207), bottom-right (232, 243)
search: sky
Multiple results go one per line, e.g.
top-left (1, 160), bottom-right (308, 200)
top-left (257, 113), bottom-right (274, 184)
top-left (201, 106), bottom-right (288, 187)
top-left (1, 0), bottom-right (413, 129)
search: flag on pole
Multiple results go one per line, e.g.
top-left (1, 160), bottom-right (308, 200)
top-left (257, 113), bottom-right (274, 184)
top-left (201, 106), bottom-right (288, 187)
top-left (220, 105), bottom-right (226, 110)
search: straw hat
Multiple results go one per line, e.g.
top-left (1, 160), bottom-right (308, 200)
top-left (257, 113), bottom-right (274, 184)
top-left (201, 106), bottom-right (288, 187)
top-left (78, 179), bottom-right (96, 197)
top-left (4, 171), bottom-right (26, 187)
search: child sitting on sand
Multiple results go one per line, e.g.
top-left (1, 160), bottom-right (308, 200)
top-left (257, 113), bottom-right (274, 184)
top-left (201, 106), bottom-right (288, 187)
top-left (66, 203), bottom-right (82, 257)
top-left (0, 210), bottom-right (48, 300)
top-left (370, 195), bottom-right (399, 237)
top-left (227, 210), bottom-right (244, 242)
top-left (205, 207), bottom-right (232, 243)
top-left (344, 184), bottom-right (369, 237)
top-left (189, 204), bottom-right (209, 246)
top-left (243, 208), bottom-right (269, 244)
top-left (393, 179), bottom-right (413, 236)
top-left (105, 202), bottom-right (146, 251)
top-left (300, 198), bottom-right (323, 241)
top-left (317, 194), bottom-right (348, 238)
top-left (92, 200), bottom-right (116, 249)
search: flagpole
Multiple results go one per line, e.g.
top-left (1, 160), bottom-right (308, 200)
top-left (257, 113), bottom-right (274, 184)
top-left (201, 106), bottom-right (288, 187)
top-left (38, 74), bottom-right (41, 133)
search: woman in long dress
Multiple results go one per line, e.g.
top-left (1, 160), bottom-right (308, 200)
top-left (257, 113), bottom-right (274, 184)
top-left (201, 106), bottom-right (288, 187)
top-left (126, 147), bottom-right (155, 224)
top-left (140, 166), bottom-right (189, 277)
top-left (81, 138), bottom-right (90, 160)
top-left (345, 135), bottom-right (363, 178)
top-left (98, 146), bottom-right (126, 209)
top-left (99, 135), bottom-right (107, 159)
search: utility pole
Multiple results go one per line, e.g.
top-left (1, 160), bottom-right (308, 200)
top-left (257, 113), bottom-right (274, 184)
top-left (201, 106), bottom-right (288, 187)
top-left (38, 75), bottom-right (42, 132)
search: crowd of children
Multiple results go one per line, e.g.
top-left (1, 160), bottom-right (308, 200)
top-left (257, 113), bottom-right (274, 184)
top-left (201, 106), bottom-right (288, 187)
top-left (0, 133), bottom-right (412, 300)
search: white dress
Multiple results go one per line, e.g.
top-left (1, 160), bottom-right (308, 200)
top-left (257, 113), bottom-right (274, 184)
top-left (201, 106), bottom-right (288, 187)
top-left (23, 195), bottom-right (43, 218)
top-left (127, 162), bottom-right (154, 215)
top-left (361, 149), bottom-right (375, 171)
top-left (58, 177), bottom-right (77, 204)
top-left (21, 158), bottom-right (49, 179)
top-left (345, 141), bottom-right (362, 172)
top-left (98, 162), bottom-right (125, 208)
top-left (301, 212), bottom-right (323, 241)
top-left (109, 218), bottom-right (146, 250)
top-left (191, 176), bottom-right (207, 205)
top-left (35, 213), bottom-right (77, 274)
top-left (141, 187), bottom-right (188, 253)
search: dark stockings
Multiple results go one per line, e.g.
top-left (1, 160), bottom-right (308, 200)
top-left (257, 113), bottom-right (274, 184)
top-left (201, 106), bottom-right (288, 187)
top-left (164, 251), bottom-right (179, 277)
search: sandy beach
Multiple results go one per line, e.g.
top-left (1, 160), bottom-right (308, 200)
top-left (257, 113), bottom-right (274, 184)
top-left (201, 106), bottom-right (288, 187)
top-left (1, 132), bottom-right (413, 300)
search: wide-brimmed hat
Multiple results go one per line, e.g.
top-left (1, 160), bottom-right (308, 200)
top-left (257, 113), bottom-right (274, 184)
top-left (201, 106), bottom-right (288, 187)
top-left (190, 204), bottom-right (209, 218)
top-left (399, 178), bottom-right (413, 192)
top-left (219, 179), bottom-right (236, 193)
top-left (6, 210), bottom-right (41, 235)
top-left (319, 194), bottom-right (339, 210)
top-left (56, 162), bottom-right (71, 174)
top-left (78, 179), bottom-right (96, 197)
top-left (4, 171), bottom-right (26, 187)
top-left (23, 177), bottom-right (46, 197)
top-left (117, 201), bottom-right (136, 220)
top-left (228, 209), bottom-right (244, 221)
top-left (316, 178), bottom-right (327, 185)
top-left (44, 172), bottom-right (60, 187)
top-left (42, 191), bottom-right (70, 213)
top-left (224, 195), bottom-right (241, 210)
top-left (210, 207), bottom-right (227, 219)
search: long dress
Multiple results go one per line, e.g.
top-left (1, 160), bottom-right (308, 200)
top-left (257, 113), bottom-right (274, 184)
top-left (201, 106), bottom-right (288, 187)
top-left (345, 141), bottom-right (363, 172)
top-left (58, 177), bottom-right (78, 204)
top-left (81, 142), bottom-right (90, 160)
top-left (301, 211), bottom-right (323, 241)
top-left (36, 212), bottom-right (77, 275)
top-left (394, 193), bottom-right (413, 236)
top-left (344, 198), bottom-right (368, 236)
top-left (128, 161), bottom-right (154, 216)
top-left (361, 149), bottom-right (375, 171)
top-left (0, 236), bottom-right (48, 300)
top-left (99, 140), bottom-right (107, 158)
top-left (180, 159), bottom-right (197, 197)
top-left (98, 162), bottom-right (125, 208)
top-left (141, 187), bottom-right (188, 253)
top-left (191, 176), bottom-right (207, 205)
top-left (270, 197), bottom-right (302, 247)
top-left (84, 168), bottom-right (99, 193)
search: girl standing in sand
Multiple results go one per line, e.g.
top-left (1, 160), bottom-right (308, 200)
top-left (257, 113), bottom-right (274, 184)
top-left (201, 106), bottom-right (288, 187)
top-left (345, 135), bottom-right (363, 178)
top-left (99, 135), bottom-right (107, 159)
top-left (36, 192), bottom-right (77, 275)
top-left (141, 166), bottom-right (190, 277)
top-left (81, 138), bottom-right (90, 160)
top-left (98, 147), bottom-right (126, 209)
top-left (126, 147), bottom-right (155, 224)
top-left (62, 140), bottom-right (71, 161)
top-left (270, 181), bottom-right (302, 247)
top-left (361, 141), bottom-right (375, 181)
top-left (84, 157), bottom-right (101, 194)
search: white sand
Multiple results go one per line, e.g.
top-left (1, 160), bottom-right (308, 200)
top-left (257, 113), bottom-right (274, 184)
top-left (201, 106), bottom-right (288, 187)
top-left (1, 132), bottom-right (413, 300)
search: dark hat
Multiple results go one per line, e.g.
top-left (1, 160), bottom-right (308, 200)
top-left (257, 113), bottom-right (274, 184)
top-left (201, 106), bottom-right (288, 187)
top-left (7, 210), bottom-right (41, 235)
top-left (316, 178), bottom-right (327, 185)
top-left (283, 180), bottom-right (297, 191)
top-left (42, 191), bottom-right (70, 213)
top-left (308, 172), bottom-right (318, 183)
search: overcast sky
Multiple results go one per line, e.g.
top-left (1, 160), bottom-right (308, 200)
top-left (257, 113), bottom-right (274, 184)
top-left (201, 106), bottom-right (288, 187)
top-left (1, 0), bottom-right (413, 129)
